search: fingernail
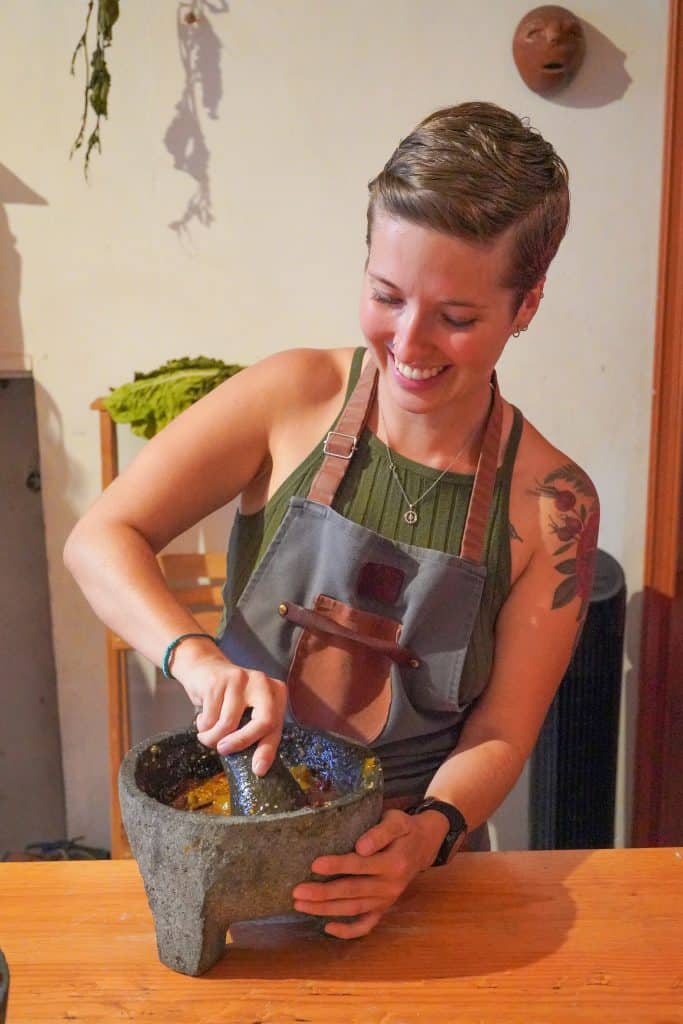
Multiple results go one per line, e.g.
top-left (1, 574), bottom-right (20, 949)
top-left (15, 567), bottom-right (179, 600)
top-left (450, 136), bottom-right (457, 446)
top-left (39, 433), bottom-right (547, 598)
top-left (253, 757), bottom-right (268, 776)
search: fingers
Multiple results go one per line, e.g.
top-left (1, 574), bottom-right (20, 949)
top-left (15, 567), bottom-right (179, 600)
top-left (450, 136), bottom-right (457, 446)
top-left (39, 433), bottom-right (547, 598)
top-left (250, 727), bottom-right (285, 776)
top-left (306, 813), bottom-right (410, 876)
top-left (323, 911), bottom-right (383, 940)
top-left (295, 895), bottom-right (380, 918)
top-left (195, 682), bottom-right (243, 741)
top-left (293, 874), bottom-right (391, 923)
top-left (190, 665), bottom-right (287, 771)
top-left (294, 874), bottom-right (387, 904)
top-left (293, 875), bottom-right (385, 938)
top-left (309, 849), bottom-right (392, 879)
top-left (354, 811), bottom-right (411, 857)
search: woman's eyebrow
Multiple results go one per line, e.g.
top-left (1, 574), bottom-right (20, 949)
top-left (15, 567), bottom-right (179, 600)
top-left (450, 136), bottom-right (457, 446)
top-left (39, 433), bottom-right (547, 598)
top-left (368, 272), bottom-right (483, 307)
top-left (442, 297), bottom-right (486, 309)
top-left (367, 272), bottom-right (399, 289)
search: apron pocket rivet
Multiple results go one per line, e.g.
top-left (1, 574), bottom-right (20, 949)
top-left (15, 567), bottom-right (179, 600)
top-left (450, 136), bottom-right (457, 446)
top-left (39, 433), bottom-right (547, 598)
top-left (278, 603), bottom-right (288, 616)
top-left (409, 658), bottom-right (420, 669)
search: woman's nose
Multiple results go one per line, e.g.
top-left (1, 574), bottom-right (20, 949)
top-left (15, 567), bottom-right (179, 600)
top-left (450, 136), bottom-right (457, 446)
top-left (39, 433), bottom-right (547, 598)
top-left (392, 309), bottom-right (430, 362)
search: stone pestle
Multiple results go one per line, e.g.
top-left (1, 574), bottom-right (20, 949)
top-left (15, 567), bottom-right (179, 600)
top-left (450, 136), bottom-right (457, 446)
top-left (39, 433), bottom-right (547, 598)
top-left (218, 710), bottom-right (308, 815)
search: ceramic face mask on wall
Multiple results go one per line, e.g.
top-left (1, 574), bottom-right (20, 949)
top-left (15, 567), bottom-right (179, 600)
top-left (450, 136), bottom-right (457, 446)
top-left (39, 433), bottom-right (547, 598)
top-left (513, 5), bottom-right (586, 96)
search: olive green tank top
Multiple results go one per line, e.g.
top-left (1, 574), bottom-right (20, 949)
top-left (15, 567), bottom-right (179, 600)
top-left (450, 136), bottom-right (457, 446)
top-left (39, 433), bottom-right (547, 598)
top-left (224, 347), bottom-right (523, 705)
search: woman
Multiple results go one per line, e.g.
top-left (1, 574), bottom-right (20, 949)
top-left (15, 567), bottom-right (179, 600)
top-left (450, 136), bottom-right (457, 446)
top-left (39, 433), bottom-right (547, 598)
top-left (65, 101), bottom-right (599, 939)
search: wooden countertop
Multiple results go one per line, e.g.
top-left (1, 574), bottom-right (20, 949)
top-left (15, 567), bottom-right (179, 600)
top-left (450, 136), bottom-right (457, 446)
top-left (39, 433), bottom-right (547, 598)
top-left (1, 848), bottom-right (681, 1023)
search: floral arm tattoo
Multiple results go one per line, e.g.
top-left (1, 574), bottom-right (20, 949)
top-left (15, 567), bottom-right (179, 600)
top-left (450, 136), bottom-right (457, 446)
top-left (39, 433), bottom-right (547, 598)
top-left (531, 464), bottom-right (599, 623)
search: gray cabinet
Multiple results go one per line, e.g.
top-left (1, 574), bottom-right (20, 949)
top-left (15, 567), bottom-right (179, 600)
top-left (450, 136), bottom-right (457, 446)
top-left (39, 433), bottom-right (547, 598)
top-left (0, 375), bottom-right (65, 853)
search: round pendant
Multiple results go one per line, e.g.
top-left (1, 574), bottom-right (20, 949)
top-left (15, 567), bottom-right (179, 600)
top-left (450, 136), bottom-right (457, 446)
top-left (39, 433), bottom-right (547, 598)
top-left (404, 507), bottom-right (418, 525)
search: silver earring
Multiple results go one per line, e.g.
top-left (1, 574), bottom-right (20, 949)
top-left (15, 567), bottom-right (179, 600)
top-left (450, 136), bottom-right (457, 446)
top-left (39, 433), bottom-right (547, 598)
top-left (512, 325), bottom-right (528, 338)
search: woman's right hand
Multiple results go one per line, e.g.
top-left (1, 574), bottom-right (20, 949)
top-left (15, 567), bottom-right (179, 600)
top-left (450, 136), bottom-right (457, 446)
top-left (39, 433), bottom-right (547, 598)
top-left (172, 642), bottom-right (288, 776)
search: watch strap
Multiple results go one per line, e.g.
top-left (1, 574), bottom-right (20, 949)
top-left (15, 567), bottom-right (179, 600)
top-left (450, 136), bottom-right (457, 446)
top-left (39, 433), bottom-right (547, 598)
top-left (408, 797), bottom-right (468, 866)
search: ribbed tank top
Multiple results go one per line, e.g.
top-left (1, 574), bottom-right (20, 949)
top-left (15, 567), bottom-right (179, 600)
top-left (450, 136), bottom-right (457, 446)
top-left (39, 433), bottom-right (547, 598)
top-left (223, 347), bottom-right (523, 705)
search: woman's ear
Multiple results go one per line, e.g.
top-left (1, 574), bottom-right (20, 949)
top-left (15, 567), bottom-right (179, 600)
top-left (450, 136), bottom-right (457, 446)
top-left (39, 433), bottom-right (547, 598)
top-left (515, 276), bottom-right (546, 331)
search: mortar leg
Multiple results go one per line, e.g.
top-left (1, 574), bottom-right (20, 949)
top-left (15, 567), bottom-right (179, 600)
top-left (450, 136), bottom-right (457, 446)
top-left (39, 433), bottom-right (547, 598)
top-left (152, 907), bottom-right (228, 976)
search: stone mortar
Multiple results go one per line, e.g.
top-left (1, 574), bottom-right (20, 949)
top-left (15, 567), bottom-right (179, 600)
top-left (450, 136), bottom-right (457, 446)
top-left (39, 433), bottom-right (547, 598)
top-left (119, 724), bottom-right (383, 976)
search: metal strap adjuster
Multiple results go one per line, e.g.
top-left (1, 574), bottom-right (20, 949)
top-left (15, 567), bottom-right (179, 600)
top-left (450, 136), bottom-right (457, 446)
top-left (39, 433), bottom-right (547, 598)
top-left (323, 430), bottom-right (358, 459)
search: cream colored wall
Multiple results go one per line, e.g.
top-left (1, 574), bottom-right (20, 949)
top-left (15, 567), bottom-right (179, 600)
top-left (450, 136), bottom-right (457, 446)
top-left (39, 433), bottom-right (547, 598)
top-left (0, 1), bottom-right (667, 850)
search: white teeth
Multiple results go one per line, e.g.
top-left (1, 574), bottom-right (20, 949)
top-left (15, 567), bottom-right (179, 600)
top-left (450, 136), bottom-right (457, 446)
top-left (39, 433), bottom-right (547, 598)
top-left (394, 358), bottom-right (445, 381)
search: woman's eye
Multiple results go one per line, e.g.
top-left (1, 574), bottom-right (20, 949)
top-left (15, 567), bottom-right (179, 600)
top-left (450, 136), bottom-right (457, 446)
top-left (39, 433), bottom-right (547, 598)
top-left (371, 291), bottom-right (401, 306)
top-left (443, 315), bottom-right (476, 329)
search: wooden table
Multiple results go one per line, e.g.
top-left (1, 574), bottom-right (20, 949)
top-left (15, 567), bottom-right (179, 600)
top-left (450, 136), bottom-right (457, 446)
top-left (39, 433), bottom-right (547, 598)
top-left (1, 848), bottom-right (681, 1023)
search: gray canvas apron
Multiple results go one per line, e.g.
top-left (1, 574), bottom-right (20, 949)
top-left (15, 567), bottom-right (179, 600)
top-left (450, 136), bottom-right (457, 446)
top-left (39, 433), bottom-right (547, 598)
top-left (219, 360), bottom-right (502, 848)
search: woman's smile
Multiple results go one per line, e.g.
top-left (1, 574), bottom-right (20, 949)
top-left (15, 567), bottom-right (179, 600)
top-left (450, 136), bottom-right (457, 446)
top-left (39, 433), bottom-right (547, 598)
top-left (390, 346), bottom-right (448, 386)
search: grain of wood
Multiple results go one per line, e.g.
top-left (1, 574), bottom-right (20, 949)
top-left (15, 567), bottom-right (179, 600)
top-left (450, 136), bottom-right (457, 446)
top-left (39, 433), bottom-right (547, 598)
top-left (1, 849), bottom-right (681, 1023)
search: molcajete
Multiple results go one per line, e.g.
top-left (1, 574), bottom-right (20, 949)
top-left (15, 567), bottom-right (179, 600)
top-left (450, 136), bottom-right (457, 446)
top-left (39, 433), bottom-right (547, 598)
top-left (119, 724), bottom-right (383, 976)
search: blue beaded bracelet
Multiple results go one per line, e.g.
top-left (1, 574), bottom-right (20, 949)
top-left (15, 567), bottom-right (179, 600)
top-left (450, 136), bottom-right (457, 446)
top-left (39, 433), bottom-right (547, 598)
top-left (162, 632), bottom-right (218, 680)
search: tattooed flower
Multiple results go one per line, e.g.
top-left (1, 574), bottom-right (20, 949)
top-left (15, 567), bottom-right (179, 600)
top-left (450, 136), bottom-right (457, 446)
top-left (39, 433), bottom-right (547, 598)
top-left (550, 514), bottom-right (582, 542)
top-left (534, 464), bottom-right (599, 622)
top-left (553, 490), bottom-right (577, 512)
top-left (576, 509), bottom-right (599, 600)
top-left (532, 481), bottom-right (577, 511)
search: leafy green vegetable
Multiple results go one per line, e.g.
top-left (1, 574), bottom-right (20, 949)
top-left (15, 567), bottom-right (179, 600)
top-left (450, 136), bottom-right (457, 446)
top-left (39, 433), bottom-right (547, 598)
top-left (102, 356), bottom-right (244, 438)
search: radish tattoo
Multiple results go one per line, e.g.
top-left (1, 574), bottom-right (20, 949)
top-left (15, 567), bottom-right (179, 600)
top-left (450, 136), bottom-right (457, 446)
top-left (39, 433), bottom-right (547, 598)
top-left (531, 464), bottom-right (599, 622)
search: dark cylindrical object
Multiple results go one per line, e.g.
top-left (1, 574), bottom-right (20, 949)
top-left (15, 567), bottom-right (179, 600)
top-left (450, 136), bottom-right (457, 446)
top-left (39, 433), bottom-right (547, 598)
top-left (530, 549), bottom-right (626, 849)
top-left (0, 948), bottom-right (8, 1024)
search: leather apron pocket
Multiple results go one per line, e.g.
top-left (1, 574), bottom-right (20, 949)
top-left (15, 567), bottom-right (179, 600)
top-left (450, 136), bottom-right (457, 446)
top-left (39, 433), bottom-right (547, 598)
top-left (286, 594), bottom-right (409, 744)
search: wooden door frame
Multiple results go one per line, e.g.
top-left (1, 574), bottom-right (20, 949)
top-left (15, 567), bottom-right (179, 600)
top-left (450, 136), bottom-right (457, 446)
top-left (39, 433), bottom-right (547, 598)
top-left (631, 0), bottom-right (683, 846)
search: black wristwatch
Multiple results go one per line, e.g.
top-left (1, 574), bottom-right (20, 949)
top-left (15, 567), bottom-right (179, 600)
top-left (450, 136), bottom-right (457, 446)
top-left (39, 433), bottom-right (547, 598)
top-left (408, 797), bottom-right (468, 866)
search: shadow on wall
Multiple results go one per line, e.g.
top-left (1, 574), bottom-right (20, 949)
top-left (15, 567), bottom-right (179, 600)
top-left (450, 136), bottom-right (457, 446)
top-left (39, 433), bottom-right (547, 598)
top-left (0, 164), bottom-right (48, 361)
top-left (549, 19), bottom-right (631, 109)
top-left (164, 0), bottom-right (230, 239)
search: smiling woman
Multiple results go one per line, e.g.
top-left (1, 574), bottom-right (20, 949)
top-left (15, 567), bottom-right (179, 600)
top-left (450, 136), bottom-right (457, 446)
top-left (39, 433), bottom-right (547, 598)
top-left (64, 100), bottom-right (598, 941)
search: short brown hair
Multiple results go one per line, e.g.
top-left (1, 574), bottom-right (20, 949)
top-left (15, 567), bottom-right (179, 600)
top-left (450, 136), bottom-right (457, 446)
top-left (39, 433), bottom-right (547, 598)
top-left (367, 101), bottom-right (569, 309)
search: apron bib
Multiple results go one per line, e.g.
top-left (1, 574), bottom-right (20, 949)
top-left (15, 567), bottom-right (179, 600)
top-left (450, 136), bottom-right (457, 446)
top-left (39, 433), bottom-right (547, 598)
top-left (219, 359), bottom-right (502, 800)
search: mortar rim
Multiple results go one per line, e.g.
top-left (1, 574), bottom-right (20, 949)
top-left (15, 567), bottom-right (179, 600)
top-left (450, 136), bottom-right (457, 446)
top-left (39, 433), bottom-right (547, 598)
top-left (118, 726), bottom-right (383, 828)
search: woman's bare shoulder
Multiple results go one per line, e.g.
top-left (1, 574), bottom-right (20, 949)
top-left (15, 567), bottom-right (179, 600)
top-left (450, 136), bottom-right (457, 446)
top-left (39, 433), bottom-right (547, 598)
top-left (515, 416), bottom-right (599, 505)
top-left (258, 345), bottom-right (358, 417)
top-left (508, 412), bottom-right (600, 583)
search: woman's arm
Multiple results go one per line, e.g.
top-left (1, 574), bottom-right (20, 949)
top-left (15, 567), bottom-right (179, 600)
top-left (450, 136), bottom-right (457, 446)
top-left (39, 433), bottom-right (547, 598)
top-left (294, 459), bottom-right (600, 937)
top-left (425, 460), bottom-right (600, 828)
top-left (64, 348), bottom-right (348, 770)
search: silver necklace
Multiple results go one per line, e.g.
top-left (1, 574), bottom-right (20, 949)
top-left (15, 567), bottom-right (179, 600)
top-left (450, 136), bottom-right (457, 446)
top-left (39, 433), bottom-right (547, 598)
top-left (378, 408), bottom-right (485, 526)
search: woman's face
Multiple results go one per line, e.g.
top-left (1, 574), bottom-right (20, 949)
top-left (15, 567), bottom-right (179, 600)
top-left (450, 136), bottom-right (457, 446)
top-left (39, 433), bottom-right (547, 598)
top-left (359, 211), bottom-right (541, 417)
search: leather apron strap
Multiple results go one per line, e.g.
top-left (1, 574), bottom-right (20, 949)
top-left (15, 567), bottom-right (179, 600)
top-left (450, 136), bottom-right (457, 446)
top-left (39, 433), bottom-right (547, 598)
top-left (460, 372), bottom-right (503, 564)
top-left (307, 359), bottom-right (378, 506)
top-left (307, 359), bottom-right (504, 567)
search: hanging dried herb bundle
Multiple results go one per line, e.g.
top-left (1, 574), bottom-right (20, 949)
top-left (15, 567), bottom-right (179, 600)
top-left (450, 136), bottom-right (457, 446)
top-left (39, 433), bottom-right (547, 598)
top-left (70, 0), bottom-right (120, 177)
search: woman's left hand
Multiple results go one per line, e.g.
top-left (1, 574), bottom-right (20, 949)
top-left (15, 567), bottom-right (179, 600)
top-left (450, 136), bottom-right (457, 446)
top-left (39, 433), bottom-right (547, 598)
top-left (291, 809), bottom-right (442, 938)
